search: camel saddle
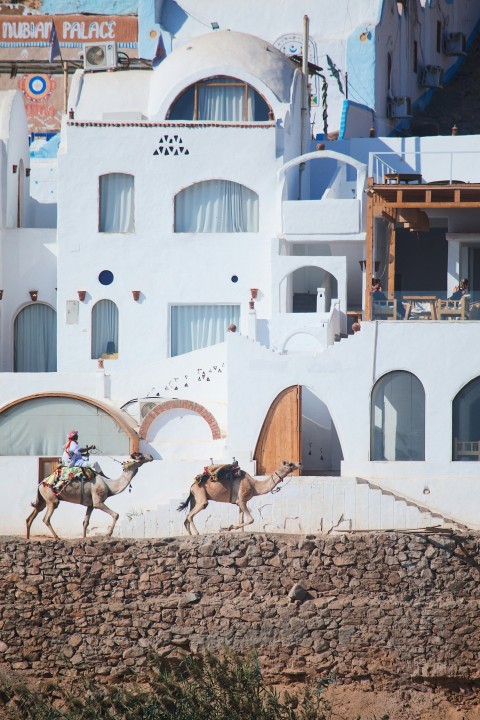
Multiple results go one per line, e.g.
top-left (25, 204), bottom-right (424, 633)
top-left (43, 466), bottom-right (96, 496)
top-left (194, 461), bottom-right (243, 486)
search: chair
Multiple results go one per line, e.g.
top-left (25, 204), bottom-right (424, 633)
top-left (436, 295), bottom-right (468, 321)
top-left (454, 439), bottom-right (480, 461)
top-left (372, 299), bottom-right (398, 320)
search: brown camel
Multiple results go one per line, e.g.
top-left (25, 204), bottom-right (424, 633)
top-left (26, 452), bottom-right (153, 539)
top-left (178, 459), bottom-right (301, 535)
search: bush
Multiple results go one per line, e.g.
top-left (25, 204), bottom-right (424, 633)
top-left (0, 651), bottom-right (334, 720)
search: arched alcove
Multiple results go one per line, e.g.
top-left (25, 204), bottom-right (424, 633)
top-left (280, 266), bottom-right (338, 313)
top-left (452, 377), bottom-right (480, 461)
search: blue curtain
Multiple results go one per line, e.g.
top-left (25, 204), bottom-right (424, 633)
top-left (171, 305), bottom-right (240, 356)
top-left (175, 180), bottom-right (258, 233)
top-left (14, 304), bottom-right (57, 372)
top-left (99, 173), bottom-right (134, 233)
top-left (92, 300), bottom-right (119, 359)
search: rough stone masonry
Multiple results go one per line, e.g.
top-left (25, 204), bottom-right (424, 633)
top-left (0, 531), bottom-right (479, 691)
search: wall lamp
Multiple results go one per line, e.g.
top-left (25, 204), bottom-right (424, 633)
top-left (250, 288), bottom-right (259, 299)
top-left (29, 290), bottom-right (38, 301)
top-left (132, 290), bottom-right (140, 301)
top-left (211, 21), bottom-right (220, 30)
top-left (0, 290), bottom-right (3, 300)
top-left (77, 290), bottom-right (86, 301)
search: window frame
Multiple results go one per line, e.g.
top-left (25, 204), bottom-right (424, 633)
top-left (98, 172), bottom-right (135, 234)
top-left (167, 76), bottom-right (273, 122)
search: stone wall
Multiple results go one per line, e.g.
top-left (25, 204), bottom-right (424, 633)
top-left (0, 532), bottom-right (479, 691)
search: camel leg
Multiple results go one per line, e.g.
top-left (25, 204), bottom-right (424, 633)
top-left (83, 506), bottom-right (94, 538)
top-left (185, 486), bottom-right (208, 536)
top-left (92, 502), bottom-right (119, 537)
top-left (43, 500), bottom-right (61, 540)
top-left (26, 492), bottom-right (46, 539)
top-left (230, 501), bottom-right (254, 531)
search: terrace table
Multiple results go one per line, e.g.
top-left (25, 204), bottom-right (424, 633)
top-left (383, 173), bottom-right (423, 184)
top-left (403, 295), bottom-right (438, 320)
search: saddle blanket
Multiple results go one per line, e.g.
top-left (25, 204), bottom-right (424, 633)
top-left (194, 461), bottom-right (243, 486)
top-left (43, 466), bottom-right (95, 496)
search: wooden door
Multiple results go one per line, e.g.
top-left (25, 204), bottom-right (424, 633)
top-left (38, 456), bottom-right (61, 484)
top-left (254, 386), bottom-right (301, 475)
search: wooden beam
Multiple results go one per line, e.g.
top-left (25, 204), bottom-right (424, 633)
top-left (365, 178), bottom-right (374, 320)
top-left (387, 223), bottom-right (396, 298)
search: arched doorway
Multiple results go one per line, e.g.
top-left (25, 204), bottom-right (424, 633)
top-left (254, 386), bottom-right (343, 475)
top-left (281, 266), bottom-right (338, 313)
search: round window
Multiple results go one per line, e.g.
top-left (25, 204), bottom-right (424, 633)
top-left (98, 270), bottom-right (114, 286)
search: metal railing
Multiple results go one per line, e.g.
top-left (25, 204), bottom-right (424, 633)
top-left (369, 151), bottom-right (480, 185)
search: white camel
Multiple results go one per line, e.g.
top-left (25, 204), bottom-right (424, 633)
top-left (26, 452), bottom-right (153, 539)
top-left (178, 459), bottom-right (301, 535)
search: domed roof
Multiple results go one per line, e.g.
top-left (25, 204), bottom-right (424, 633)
top-left (148, 30), bottom-right (297, 119)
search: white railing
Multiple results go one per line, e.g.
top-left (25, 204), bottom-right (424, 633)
top-left (369, 151), bottom-right (480, 185)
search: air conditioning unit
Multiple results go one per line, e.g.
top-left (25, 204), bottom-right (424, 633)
top-left (420, 65), bottom-right (444, 88)
top-left (387, 96), bottom-right (412, 119)
top-left (443, 32), bottom-right (466, 56)
top-left (83, 42), bottom-right (117, 71)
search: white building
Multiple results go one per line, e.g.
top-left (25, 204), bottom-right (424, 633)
top-left (2, 1), bottom-right (480, 538)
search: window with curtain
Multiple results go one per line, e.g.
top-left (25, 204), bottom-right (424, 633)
top-left (171, 304), bottom-right (240, 357)
top-left (370, 371), bottom-right (425, 461)
top-left (175, 180), bottom-right (259, 233)
top-left (168, 77), bottom-right (272, 122)
top-left (0, 396), bottom-right (130, 456)
top-left (14, 304), bottom-right (57, 372)
top-left (92, 300), bottom-right (119, 359)
top-left (452, 378), bottom-right (480, 460)
top-left (99, 173), bottom-right (134, 233)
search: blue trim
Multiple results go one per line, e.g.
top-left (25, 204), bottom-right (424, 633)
top-left (339, 99), bottom-right (348, 140)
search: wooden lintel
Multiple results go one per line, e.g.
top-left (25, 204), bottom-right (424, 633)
top-left (382, 202), bottom-right (480, 209)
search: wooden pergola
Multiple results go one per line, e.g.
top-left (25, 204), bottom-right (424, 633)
top-left (364, 177), bottom-right (480, 319)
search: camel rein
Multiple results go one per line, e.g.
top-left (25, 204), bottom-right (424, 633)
top-left (270, 470), bottom-right (285, 494)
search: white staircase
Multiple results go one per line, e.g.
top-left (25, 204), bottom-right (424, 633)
top-left (117, 475), bottom-right (468, 539)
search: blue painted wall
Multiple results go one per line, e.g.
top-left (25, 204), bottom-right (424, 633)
top-left (345, 25), bottom-right (376, 111)
top-left (41, 0), bottom-right (139, 12)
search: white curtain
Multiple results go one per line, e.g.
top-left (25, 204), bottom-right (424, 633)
top-left (14, 304), bottom-right (57, 372)
top-left (99, 173), bottom-right (134, 233)
top-left (371, 371), bottom-right (425, 461)
top-left (199, 81), bottom-right (245, 121)
top-left (0, 396), bottom-right (130, 456)
top-left (92, 300), bottom-right (119, 359)
top-left (171, 305), bottom-right (240, 357)
top-left (175, 180), bottom-right (258, 233)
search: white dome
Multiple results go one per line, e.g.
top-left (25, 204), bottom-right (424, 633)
top-left (148, 30), bottom-right (297, 120)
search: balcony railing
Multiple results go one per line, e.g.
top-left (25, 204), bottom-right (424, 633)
top-left (370, 290), bottom-right (479, 321)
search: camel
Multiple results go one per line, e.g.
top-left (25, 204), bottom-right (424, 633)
top-left (178, 459), bottom-right (301, 535)
top-left (26, 452), bottom-right (153, 540)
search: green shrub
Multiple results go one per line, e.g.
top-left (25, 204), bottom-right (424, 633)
top-left (0, 651), bottom-right (335, 720)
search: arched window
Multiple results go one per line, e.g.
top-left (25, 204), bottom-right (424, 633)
top-left (92, 300), bottom-right (119, 359)
top-left (14, 304), bottom-right (57, 372)
top-left (168, 77), bottom-right (272, 122)
top-left (452, 378), bottom-right (480, 460)
top-left (371, 371), bottom-right (425, 461)
top-left (0, 396), bottom-right (131, 455)
top-left (175, 180), bottom-right (259, 233)
top-left (99, 173), bottom-right (134, 233)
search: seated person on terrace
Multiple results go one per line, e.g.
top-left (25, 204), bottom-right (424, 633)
top-left (449, 278), bottom-right (469, 300)
top-left (371, 280), bottom-right (405, 319)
